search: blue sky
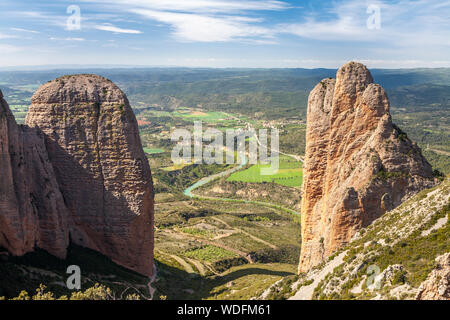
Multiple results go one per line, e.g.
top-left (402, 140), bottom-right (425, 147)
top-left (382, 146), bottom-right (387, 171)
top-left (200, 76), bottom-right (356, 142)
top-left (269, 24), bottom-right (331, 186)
top-left (0, 0), bottom-right (449, 68)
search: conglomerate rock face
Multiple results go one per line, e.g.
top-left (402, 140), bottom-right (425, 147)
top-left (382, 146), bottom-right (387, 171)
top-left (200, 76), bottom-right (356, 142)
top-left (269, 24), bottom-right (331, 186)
top-left (416, 253), bottom-right (450, 300)
top-left (0, 90), bottom-right (69, 259)
top-left (0, 75), bottom-right (154, 277)
top-left (298, 62), bottom-right (436, 273)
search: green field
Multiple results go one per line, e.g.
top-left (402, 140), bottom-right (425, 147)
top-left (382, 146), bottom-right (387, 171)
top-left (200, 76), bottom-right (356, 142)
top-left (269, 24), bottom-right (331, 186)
top-left (143, 147), bottom-right (165, 154)
top-left (184, 245), bottom-right (237, 262)
top-left (9, 105), bottom-right (29, 124)
top-left (160, 162), bottom-right (192, 172)
top-left (174, 110), bottom-right (229, 121)
top-left (227, 156), bottom-right (303, 187)
top-left (147, 109), bottom-right (243, 124)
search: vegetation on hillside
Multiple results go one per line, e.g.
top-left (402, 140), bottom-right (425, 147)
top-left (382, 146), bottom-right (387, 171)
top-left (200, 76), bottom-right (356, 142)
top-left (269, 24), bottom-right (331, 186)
top-left (0, 67), bottom-right (448, 300)
top-left (313, 180), bottom-right (450, 300)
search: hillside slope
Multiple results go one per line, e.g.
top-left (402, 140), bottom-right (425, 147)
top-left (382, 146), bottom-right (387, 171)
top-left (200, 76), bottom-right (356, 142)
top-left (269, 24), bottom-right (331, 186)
top-left (262, 178), bottom-right (449, 300)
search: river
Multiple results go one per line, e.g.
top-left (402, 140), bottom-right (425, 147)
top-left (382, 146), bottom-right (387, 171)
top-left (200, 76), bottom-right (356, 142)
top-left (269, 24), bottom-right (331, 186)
top-left (183, 152), bottom-right (300, 217)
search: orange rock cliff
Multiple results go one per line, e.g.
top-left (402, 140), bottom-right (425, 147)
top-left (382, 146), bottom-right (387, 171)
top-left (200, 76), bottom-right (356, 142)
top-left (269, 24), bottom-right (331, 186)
top-left (299, 62), bottom-right (437, 273)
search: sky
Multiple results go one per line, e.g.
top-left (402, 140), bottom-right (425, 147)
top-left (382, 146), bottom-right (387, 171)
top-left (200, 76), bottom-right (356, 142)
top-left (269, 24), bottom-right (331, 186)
top-left (0, 0), bottom-right (449, 69)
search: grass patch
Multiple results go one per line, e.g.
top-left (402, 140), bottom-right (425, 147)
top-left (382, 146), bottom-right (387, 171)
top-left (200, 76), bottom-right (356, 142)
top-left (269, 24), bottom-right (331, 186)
top-left (180, 227), bottom-right (215, 239)
top-left (143, 147), bottom-right (165, 154)
top-left (367, 203), bottom-right (449, 287)
top-left (372, 167), bottom-right (409, 181)
top-left (227, 156), bottom-right (302, 187)
top-left (173, 110), bottom-right (233, 123)
top-left (161, 162), bottom-right (192, 172)
top-left (184, 245), bottom-right (237, 262)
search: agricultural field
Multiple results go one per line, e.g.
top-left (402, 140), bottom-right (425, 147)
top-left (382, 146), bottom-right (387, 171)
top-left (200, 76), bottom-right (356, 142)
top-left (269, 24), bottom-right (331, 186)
top-left (171, 110), bottom-right (233, 122)
top-left (184, 245), bottom-right (238, 262)
top-left (143, 147), bottom-right (165, 155)
top-left (0, 67), bottom-right (447, 300)
top-left (139, 108), bottom-right (246, 128)
top-left (279, 124), bottom-right (307, 156)
top-left (152, 198), bottom-right (301, 299)
top-left (227, 156), bottom-right (303, 187)
top-left (135, 104), bottom-right (304, 299)
top-left (8, 105), bottom-right (28, 124)
top-left (153, 255), bottom-right (296, 300)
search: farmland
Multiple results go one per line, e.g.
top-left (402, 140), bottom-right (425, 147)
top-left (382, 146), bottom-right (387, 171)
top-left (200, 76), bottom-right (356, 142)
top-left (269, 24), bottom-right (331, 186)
top-left (0, 67), bottom-right (448, 300)
top-left (227, 156), bottom-right (303, 187)
top-left (143, 147), bottom-right (165, 154)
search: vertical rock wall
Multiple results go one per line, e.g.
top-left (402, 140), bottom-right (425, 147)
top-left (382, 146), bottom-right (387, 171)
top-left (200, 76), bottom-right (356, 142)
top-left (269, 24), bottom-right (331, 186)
top-left (299, 62), bottom-right (436, 273)
top-left (0, 75), bottom-right (154, 277)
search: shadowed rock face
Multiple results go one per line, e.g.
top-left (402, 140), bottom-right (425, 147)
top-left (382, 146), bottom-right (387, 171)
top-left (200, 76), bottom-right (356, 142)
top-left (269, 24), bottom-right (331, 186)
top-left (0, 75), bottom-right (154, 277)
top-left (0, 90), bottom-right (69, 259)
top-left (298, 62), bottom-right (437, 273)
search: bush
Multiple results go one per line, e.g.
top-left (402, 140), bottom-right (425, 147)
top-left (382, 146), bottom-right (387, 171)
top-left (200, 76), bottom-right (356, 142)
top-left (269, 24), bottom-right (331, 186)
top-left (4, 283), bottom-right (141, 300)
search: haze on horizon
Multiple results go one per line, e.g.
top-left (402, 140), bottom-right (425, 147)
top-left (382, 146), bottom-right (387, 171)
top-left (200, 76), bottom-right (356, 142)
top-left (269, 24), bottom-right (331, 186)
top-left (0, 0), bottom-right (449, 69)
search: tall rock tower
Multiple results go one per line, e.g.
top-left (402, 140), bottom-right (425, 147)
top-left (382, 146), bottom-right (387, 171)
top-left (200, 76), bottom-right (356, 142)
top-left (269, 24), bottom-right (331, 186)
top-left (299, 62), bottom-right (436, 273)
top-left (20, 74), bottom-right (154, 276)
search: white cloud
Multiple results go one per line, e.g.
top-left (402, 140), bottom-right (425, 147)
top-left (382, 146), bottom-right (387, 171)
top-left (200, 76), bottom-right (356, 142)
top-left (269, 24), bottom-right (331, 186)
top-left (0, 44), bottom-right (22, 53)
top-left (10, 27), bottom-right (40, 34)
top-left (130, 9), bottom-right (273, 42)
top-left (277, 1), bottom-right (382, 41)
top-left (50, 37), bottom-right (86, 41)
top-left (280, 16), bottom-right (369, 41)
top-left (94, 24), bottom-right (142, 34)
top-left (6, 1), bottom-right (287, 44)
top-left (278, 0), bottom-right (450, 47)
top-left (82, 0), bottom-right (286, 43)
top-left (11, 11), bottom-right (68, 28)
top-left (0, 32), bottom-right (16, 39)
top-left (82, 0), bottom-right (289, 14)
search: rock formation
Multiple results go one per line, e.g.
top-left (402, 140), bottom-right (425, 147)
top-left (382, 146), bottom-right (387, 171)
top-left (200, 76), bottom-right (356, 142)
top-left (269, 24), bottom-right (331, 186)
top-left (0, 75), bottom-right (154, 277)
top-left (299, 62), bottom-right (436, 273)
top-left (416, 253), bottom-right (450, 300)
top-left (0, 90), bottom-right (69, 259)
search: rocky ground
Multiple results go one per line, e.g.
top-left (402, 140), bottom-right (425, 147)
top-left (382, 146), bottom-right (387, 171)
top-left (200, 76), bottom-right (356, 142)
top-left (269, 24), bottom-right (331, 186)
top-left (262, 178), bottom-right (449, 300)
